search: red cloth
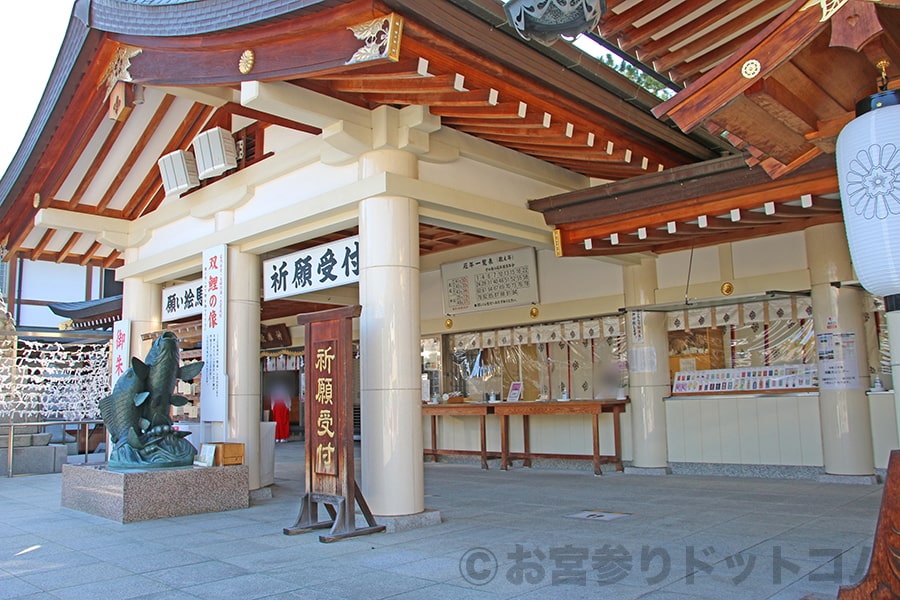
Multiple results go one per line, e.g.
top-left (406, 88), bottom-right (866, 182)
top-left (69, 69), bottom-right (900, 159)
top-left (272, 401), bottom-right (290, 440)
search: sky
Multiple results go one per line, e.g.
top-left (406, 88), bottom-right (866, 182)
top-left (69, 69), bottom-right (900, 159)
top-left (1, 3), bottom-right (74, 175)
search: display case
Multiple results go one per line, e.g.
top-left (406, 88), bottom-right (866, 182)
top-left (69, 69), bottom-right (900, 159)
top-left (667, 327), bottom-right (725, 380)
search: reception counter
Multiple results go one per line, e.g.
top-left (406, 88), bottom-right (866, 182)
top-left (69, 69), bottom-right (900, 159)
top-left (422, 399), bottom-right (628, 474)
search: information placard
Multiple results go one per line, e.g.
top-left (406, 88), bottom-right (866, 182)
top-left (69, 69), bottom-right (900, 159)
top-left (440, 247), bottom-right (538, 315)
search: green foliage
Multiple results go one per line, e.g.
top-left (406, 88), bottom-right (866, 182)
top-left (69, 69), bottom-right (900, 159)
top-left (599, 54), bottom-right (674, 101)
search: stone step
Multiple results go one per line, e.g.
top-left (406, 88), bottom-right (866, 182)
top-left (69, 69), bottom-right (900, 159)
top-left (0, 434), bottom-right (34, 448)
top-left (31, 432), bottom-right (51, 446)
top-left (0, 425), bottom-right (40, 436)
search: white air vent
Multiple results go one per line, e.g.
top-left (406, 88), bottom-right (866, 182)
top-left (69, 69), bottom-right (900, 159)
top-left (157, 150), bottom-right (199, 196)
top-left (192, 127), bottom-right (237, 179)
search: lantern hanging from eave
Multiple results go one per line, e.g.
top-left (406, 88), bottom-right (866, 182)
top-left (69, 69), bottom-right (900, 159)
top-left (504, 0), bottom-right (605, 46)
top-left (836, 88), bottom-right (900, 297)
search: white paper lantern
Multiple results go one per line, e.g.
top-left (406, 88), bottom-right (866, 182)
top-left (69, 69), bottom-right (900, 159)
top-left (157, 149), bottom-right (199, 196)
top-left (836, 93), bottom-right (900, 297)
top-left (192, 127), bottom-right (237, 179)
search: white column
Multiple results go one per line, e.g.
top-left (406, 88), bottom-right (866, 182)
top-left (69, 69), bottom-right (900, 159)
top-left (226, 247), bottom-right (262, 489)
top-left (806, 223), bottom-right (874, 476)
top-left (121, 249), bottom-right (161, 359)
top-left (623, 258), bottom-right (670, 470)
top-left (358, 148), bottom-right (423, 516)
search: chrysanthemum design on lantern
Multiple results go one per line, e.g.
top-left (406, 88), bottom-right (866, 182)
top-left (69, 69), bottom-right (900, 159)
top-left (843, 143), bottom-right (900, 220)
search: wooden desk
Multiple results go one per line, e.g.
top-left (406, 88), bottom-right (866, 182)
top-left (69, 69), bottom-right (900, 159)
top-left (493, 400), bottom-right (628, 475)
top-left (421, 403), bottom-right (497, 469)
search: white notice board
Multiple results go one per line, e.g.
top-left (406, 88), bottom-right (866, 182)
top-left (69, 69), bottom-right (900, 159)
top-left (441, 247), bottom-right (538, 315)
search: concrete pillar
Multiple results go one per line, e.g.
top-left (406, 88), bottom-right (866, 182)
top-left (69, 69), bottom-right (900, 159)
top-left (358, 148), bottom-right (423, 516)
top-left (226, 246), bottom-right (262, 489)
top-left (805, 223), bottom-right (875, 478)
top-left (623, 258), bottom-right (670, 471)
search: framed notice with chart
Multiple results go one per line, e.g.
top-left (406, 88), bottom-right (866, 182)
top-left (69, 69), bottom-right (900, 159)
top-left (506, 381), bottom-right (523, 402)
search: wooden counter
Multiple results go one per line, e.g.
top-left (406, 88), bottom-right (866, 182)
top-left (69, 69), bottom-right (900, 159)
top-left (421, 402), bottom-right (497, 469)
top-left (492, 400), bottom-right (628, 475)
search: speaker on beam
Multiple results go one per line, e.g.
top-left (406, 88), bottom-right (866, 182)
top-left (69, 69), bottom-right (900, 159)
top-left (157, 150), bottom-right (200, 197)
top-left (192, 127), bottom-right (238, 179)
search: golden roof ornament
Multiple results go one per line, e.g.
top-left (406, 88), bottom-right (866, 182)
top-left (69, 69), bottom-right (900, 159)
top-left (800, 0), bottom-right (885, 22)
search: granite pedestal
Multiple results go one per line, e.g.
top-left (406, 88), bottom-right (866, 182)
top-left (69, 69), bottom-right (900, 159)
top-left (61, 463), bottom-right (249, 523)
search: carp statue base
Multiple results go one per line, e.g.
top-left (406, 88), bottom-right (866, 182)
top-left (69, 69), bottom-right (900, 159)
top-left (61, 463), bottom-right (248, 523)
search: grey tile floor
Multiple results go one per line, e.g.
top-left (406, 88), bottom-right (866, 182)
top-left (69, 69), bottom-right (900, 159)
top-left (0, 443), bottom-right (883, 599)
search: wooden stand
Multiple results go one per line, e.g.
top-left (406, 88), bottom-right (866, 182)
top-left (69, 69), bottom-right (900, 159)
top-left (283, 306), bottom-right (385, 543)
top-left (284, 486), bottom-right (384, 542)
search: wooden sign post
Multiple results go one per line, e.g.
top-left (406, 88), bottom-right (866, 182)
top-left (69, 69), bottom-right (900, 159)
top-left (284, 305), bottom-right (384, 542)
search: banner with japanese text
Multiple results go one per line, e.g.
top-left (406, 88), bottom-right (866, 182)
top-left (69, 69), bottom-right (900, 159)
top-left (263, 236), bottom-right (359, 301)
top-left (201, 245), bottom-right (227, 421)
top-left (110, 319), bottom-right (131, 387)
top-left (161, 278), bottom-right (204, 322)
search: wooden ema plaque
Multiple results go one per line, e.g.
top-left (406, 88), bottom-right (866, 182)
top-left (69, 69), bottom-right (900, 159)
top-left (284, 305), bottom-right (384, 542)
top-left (837, 449), bottom-right (900, 598)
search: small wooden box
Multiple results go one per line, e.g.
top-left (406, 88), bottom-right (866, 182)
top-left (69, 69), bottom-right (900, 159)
top-left (207, 442), bottom-right (244, 466)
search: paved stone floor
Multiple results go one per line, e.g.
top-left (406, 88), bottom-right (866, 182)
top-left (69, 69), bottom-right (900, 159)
top-left (0, 443), bottom-right (884, 599)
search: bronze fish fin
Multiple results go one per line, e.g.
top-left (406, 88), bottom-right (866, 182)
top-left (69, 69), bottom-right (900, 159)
top-left (126, 428), bottom-right (145, 449)
top-left (131, 357), bottom-right (150, 380)
top-left (139, 418), bottom-right (150, 432)
top-left (170, 395), bottom-right (191, 407)
top-left (178, 361), bottom-right (204, 382)
top-left (133, 391), bottom-right (150, 406)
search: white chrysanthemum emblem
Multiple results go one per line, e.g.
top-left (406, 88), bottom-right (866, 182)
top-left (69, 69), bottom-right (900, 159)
top-left (843, 143), bottom-right (900, 220)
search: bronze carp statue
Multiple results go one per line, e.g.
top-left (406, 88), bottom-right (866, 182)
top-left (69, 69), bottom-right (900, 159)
top-left (100, 331), bottom-right (204, 469)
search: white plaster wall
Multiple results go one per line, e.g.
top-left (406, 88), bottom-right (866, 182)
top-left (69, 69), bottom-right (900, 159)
top-left (656, 246), bottom-right (720, 290)
top-left (18, 305), bottom-right (65, 329)
top-left (537, 251), bottom-right (622, 303)
top-left (421, 270), bottom-right (444, 321)
top-left (419, 157), bottom-right (569, 206)
top-left (263, 125), bottom-right (314, 154)
top-left (235, 160), bottom-right (358, 223)
top-left (732, 232), bottom-right (807, 280)
top-left (20, 261), bottom-right (85, 302)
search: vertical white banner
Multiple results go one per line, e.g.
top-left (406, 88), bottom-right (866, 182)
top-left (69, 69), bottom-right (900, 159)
top-left (110, 319), bottom-right (131, 387)
top-left (201, 245), bottom-right (228, 421)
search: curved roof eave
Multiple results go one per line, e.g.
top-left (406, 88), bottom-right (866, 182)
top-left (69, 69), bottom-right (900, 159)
top-left (86, 0), bottom-right (350, 37)
top-left (0, 0), bottom-right (347, 224)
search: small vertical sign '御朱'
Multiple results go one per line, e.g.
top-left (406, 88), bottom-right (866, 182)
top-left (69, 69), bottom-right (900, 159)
top-left (111, 320), bottom-right (131, 387)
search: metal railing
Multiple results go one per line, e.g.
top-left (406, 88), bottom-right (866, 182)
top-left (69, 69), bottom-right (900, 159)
top-left (4, 419), bottom-right (104, 477)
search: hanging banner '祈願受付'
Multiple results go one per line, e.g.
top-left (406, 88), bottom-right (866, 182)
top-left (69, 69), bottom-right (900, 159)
top-left (263, 236), bottom-right (359, 301)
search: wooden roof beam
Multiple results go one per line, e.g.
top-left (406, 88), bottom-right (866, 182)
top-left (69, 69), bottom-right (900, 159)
top-left (599, 0), bottom-right (670, 38)
top-left (79, 241), bottom-right (101, 267)
top-left (67, 117), bottom-right (130, 209)
top-left (121, 102), bottom-right (214, 219)
top-left (656, 22), bottom-right (770, 83)
top-left (636, 0), bottom-right (789, 67)
top-left (95, 95), bottom-right (175, 213)
top-left (745, 77), bottom-right (818, 134)
top-left (358, 88), bottom-right (500, 107)
top-left (618, 1), bottom-right (724, 55)
top-left (654, 2), bottom-right (827, 133)
top-left (30, 230), bottom-right (56, 261)
top-left (56, 232), bottom-right (83, 264)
